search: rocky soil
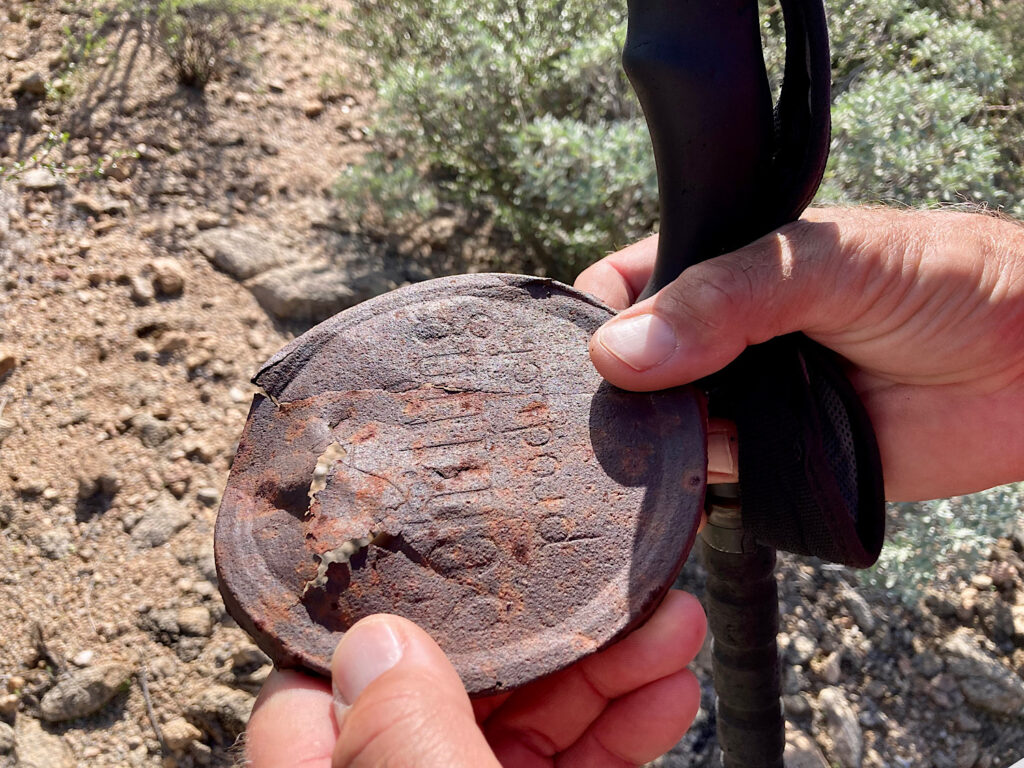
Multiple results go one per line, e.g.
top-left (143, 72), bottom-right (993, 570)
top-left (1, 2), bottom-right (1023, 767)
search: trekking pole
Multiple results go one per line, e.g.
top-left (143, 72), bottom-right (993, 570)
top-left (622, 1), bottom-right (885, 765)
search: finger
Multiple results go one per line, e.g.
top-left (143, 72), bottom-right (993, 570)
top-left (331, 615), bottom-right (499, 768)
top-left (572, 208), bottom-right (837, 311)
top-left (705, 418), bottom-right (739, 529)
top-left (472, 692), bottom-right (513, 724)
top-left (483, 591), bottom-right (705, 761)
top-left (483, 665), bottom-right (606, 766)
top-left (574, 207), bottom-right (857, 317)
top-left (246, 669), bottom-right (336, 768)
top-left (555, 670), bottom-right (701, 768)
top-left (574, 235), bottom-right (658, 310)
top-left (576, 590), bottom-right (705, 698)
top-left (706, 417), bottom-right (738, 484)
top-left (588, 217), bottom-right (866, 391)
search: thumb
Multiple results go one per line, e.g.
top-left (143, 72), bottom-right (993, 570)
top-left (331, 615), bottom-right (499, 768)
top-left (589, 221), bottom-right (848, 392)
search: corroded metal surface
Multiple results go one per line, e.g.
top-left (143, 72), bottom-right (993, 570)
top-left (215, 274), bottom-right (707, 695)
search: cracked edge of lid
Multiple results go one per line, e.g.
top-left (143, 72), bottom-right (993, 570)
top-left (252, 273), bottom-right (617, 400)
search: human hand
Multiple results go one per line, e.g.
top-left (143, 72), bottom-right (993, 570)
top-left (577, 207), bottom-right (1024, 501)
top-left (245, 590), bottom-right (706, 767)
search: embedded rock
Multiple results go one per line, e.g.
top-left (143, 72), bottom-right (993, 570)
top-left (130, 496), bottom-right (191, 547)
top-left (249, 261), bottom-right (400, 322)
top-left (162, 716), bottom-right (203, 752)
top-left (818, 686), bottom-right (863, 768)
top-left (193, 228), bottom-right (290, 280)
top-left (39, 663), bottom-right (132, 722)
top-left (943, 629), bottom-right (1024, 716)
top-left (19, 169), bottom-right (63, 191)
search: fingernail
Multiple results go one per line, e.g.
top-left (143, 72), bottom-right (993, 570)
top-left (332, 620), bottom-right (404, 724)
top-left (597, 314), bottom-right (678, 371)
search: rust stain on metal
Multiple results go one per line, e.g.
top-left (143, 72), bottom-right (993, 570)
top-left (215, 274), bottom-right (707, 696)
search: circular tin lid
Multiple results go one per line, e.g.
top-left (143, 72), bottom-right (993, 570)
top-left (215, 273), bottom-right (706, 695)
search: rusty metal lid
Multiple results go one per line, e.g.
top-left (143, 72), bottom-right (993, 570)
top-left (215, 273), bottom-right (706, 695)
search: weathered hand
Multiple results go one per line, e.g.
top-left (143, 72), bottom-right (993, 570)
top-left (245, 590), bottom-right (706, 767)
top-left (576, 207), bottom-right (1024, 501)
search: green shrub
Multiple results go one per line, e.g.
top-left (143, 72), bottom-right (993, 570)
top-left (969, 0), bottom-right (1024, 216)
top-left (156, 0), bottom-right (246, 87)
top-left (863, 484), bottom-right (1024, 605)
top-left (336, 0), bottom-right (647, 279)
top-left (340, 0), bottom-right (1022, 276)
top-left (819, 3), bottom-right (1015, 208)
top-left (820, 69), bottom-right (1005, 206)
top-left (503, 116), bottom-right (656, 271)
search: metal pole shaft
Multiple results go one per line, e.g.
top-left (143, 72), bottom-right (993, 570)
top-left (700, 484), bottom-right (784, 768)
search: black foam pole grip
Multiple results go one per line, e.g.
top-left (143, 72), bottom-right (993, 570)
top-left (701, 539), bottom-right (784, 768)
top-left (622, 0), bottom-right (775, 299)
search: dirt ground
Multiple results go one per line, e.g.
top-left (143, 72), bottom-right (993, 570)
top-left (1, 3), bottom-right (1023, 767)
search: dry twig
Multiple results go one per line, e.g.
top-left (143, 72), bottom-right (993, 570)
top-left (137, 660), bottom-right (167, 753)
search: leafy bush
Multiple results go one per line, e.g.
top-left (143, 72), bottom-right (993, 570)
top-left (822, 69), bottom-right (1005, 206)
top-left (336, 0), bottom-right (648, 279)
top-left (340, 0), bottom-right (1023, 277)
top-left (863, 484), bottom-right (1024, 605)
top-left (969, 0), bottom-right (1024, 213)
top-left (819, 2), bottom-right (1017, 209)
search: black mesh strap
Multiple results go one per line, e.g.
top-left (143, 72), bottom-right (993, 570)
top-left (708, 334), bottom-right (886, 568)
top-left (714, 0), bottom-right (886, 567)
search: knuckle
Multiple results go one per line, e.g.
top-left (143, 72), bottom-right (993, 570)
top-left (667, 259), bottom-right (754, 331)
